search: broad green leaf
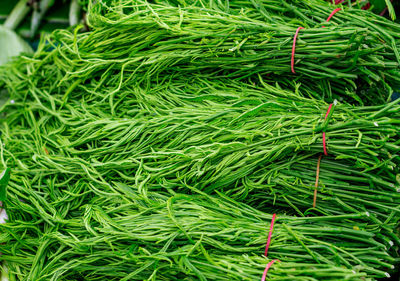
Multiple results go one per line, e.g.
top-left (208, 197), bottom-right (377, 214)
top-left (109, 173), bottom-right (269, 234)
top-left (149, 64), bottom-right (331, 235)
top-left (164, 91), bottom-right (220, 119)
top-left (0, 25), bottom-right (32, 66)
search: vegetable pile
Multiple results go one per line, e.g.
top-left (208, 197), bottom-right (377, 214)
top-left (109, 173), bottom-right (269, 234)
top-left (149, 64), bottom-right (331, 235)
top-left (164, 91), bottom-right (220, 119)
top-left (86, 0), bottom-right (400, 104)
top-left (0, 189), bottom-right (394, 280)
top-left (0, 0), bottom-right (400, 280)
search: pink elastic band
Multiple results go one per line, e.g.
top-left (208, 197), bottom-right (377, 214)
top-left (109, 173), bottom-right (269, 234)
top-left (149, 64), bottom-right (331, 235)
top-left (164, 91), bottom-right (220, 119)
top-left (296, 8), bottom-right (341, 67)
top-left (322, 104), bottom-right (333, 156)
top-left (261, 259), bottom-right (281, 281)
top-left (322, 8), bottom-right (341, 28)
top-left (322, 133), bottom-right (327, 155)
top-left (324, 104), bottom-right (333, 119)
top-left (291, 27), bottom-right (304, 74)
top-left (327, 8), bottom-right (341, 22)
top-left (260, 215), bottom-right (277, 279)
top-left (264, 213), bottom-right (276, 257)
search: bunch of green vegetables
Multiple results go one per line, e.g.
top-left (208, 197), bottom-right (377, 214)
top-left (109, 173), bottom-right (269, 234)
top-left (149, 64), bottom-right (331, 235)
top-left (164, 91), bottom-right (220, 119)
top-left (157, 0), bottom-right (400, 102)
top-left (4, 0), bottom-right (399, 104)
top-left (154, 0), bottom-right (397, 31)
top-left (2, 68), bottom-right (400, 234)
top-left (84, 0), bottom-right (400, 103)
top-left (1, 0), bottom-right (400, 280)
top-left (0, 187), bottom-right (395, 280)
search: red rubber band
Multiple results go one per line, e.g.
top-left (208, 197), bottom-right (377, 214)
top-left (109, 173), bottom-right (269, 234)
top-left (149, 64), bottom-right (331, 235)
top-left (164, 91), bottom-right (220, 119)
top-left (294, 9), bottom-right (340, 69)
top-left (291, 27), bottom-right (304, 74)
top-left (324, 104), bottom-right (333, 119)
top-left (322, 132), bottom-right (327, 155)
top-left (322, 104), bottom-right (333, 156)
top-left (327, 8), bottom-right (341, 22)
top-left (261, 259), bottom-right (280, 281)
top-left (322, 8), bottom-right (341, 27)
top-left (264, 213), bottom-right (276, 257)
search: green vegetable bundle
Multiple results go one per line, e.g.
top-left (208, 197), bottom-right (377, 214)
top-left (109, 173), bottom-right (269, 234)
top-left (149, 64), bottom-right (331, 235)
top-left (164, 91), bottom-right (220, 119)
top-left (0, 187), bottom-right (395, 280)
top-left (159, 0), bottom-right (398, 33)
top-left (82, 0), bottom-right (400, 103)
top-left (145, 0), bottom-right (400, 102)
top-left (243, 154), bottom-right (400, 229)
top-left (1, 65), bottom-right (400, 229)
top-left (1, 1), bottom-right (400, 280)
top-left (3, 73), bottom-right (400, 175)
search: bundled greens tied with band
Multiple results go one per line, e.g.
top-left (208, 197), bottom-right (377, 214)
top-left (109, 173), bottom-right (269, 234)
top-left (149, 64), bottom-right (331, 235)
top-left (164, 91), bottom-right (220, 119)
top-left (0, 0), bottom-right (400, 280)
top-left (0, 189), bottom-right (395, 280)
top-left (86, 0), bottom-right (400, 104)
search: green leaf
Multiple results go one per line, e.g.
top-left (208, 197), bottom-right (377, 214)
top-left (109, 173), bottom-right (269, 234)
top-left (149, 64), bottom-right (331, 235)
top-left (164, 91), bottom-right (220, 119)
top-left (0, 25), bottom-right (32, 65)
top-left (0, 168), bottom-right (11, 201)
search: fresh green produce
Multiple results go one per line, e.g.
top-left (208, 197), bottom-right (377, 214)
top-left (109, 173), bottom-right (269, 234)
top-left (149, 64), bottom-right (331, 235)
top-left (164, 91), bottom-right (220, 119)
top-left (0, 188), bottom-right (394, 280)
top-left (173, 0), bottom-right (399, 30)
top-left (243, 154), bottom-right (400, 227)
top-left (1, 60), bottom-right (399, 231)
top-left (83, 0), bottom-right (400, 103)
top-left (1, 1), bottom-right (400, 280)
